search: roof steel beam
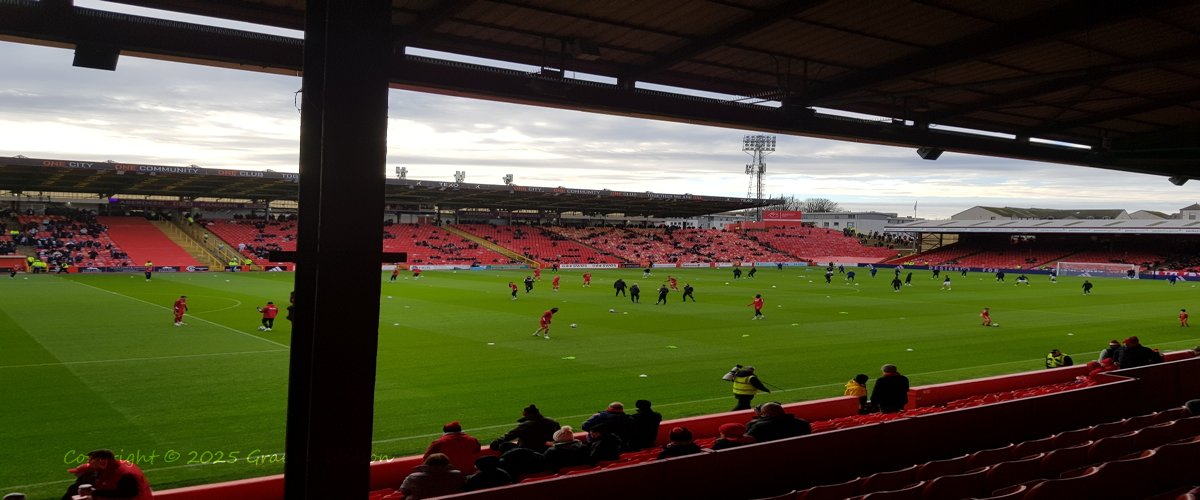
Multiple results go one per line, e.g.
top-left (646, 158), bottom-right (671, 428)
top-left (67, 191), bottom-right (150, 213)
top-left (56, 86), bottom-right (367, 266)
top-left (804, 0), bottom-right (1183, 105)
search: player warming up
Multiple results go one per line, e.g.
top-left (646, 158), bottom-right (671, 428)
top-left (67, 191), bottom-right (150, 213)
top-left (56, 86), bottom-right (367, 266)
top-left (533, 307), bottom-right (559, 339)
top-left (980, 307), bottom-right (998, 327)
top-left (257, 301), bottom-right (279, 331)
top-left (552, 275), bottom-right (561, 292)
top-left (173, 295), bottom-right (188, 326)
top-left (508, 281), bottom-right (519, 300)
top-left (390, 265), bottom-right (400, 282)
top-left (582, 272), bottom-right (592, 287)
top-left (1181, 309), bottom-right (1189, 327)
top-left (748, 294), bottom-right (765, 320)
top-left (144, 261), bottom-right (154, 282)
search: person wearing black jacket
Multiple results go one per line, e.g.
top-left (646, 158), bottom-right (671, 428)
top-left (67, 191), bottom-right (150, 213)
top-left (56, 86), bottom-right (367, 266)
top-left (870, 364), bottom-right (910, 413)
top-left (745, 403), bottom-right (811, 442)
top-left (613, 278), bottom-right (627, 297)
top-left (491, 404), bottom-right (559, 453)
top-left (1117, 336), bottom-right (1162, 369)
top-left (626, 399), bottom-right (663, 451)
top-left (629, 283), bottom-right (640, 303)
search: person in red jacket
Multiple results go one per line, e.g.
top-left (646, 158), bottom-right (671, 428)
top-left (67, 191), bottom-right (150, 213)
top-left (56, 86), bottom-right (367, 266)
top-left (533, 307), bottom-right (558, 339)
top-left (172, 295), bottom-right (188, 327)
top-left (64, 449), bottom-right (153, 500)
top-left (748, 294), bottom-right (765, 320)
top-left (552, 274), bottom-right (561, 292)
top-left (508, 281), bottom-right (519, 300)
top-left (258, 301), bottom-right (279, 331)
top-left (582, 272), bottom-right (592, 287)
top-left (423, 421), bottom-right (482, 475)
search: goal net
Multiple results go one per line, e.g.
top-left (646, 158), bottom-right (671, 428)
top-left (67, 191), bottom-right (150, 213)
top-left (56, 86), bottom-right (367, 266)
top-left (1056, 261), bottom-right (1139, 279)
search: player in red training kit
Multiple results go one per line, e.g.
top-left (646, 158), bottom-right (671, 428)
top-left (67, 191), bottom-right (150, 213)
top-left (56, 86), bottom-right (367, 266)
top-left (748, 294), bottom-right (764, 320)
top-left (1181, 308), bottom-right (1190, 327)
top-left (508, 281), bottom-right (519, 300)
top-left (981, 307), bottom-right (994, 327)
top-left (390, 266), bottom-right (400, 282)
top-left (258, 301), bottom-right (279, 331)
top-left (533, 267), bottom-right (542, 281)
top-left (173, 295), bottom-right (188, 326)
top-left (552, 275), bottom-right (561, 292)
top-left (533, 307), bottom-right (559, 339)
top-left (668, 276), bottom-right (679, 290)
top-left (412, 267), bottom-right (422, 280)
top-left (582, 272), bottom-right (592, 287)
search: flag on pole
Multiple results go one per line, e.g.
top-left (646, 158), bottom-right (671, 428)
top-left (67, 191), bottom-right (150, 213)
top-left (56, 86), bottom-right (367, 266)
top-left (914, 200), bottom-right (918, 212)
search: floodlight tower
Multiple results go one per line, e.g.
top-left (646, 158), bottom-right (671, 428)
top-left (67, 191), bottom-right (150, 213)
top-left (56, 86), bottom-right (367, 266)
top-left (743, 135), bottom-right (775, 200)
top-left (454, 171), bottom-right (466, 183)
top-left (395, 166), bottom-right (407, 179)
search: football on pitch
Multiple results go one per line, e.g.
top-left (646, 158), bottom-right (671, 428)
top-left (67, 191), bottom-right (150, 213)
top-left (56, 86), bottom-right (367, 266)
top-left (993, 324), bottom-right (1000, 327)
top-left (570, 323), bottom-right (578, 328)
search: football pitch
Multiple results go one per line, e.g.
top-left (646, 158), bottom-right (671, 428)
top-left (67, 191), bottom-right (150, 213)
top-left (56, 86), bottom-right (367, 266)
top-left (2, 267), bottom-right (1197, 498)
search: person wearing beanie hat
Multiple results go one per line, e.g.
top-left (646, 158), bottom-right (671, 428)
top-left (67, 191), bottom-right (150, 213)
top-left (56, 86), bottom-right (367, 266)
top-left (869, 364), bottom-right (910, 414)
top-left (626, 399), bottom-right (663, 451)
top-left (491, 404), bottom-right (560, 453)
top-left (711, 422), bottom-right (756, 450)
top-left (657, 426), bottom-right (702, 459)
top-left (1118, 336), bottom-right (1162, 369)
top-left (582, 401), bottom-right (633, 448)
top-left (586, 423), bottom-right (625, 463)
top-left (463, 455), bottom-right (513, 492)
top-left (543, 425), bottom-right (589, 472)
top-left (424, 421), bottom-right (481, 475)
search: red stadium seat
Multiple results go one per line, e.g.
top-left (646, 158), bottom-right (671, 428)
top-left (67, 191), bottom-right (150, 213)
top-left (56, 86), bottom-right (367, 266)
top-left (964, 444), bottom-right (1013, 470)
top-left (1087, 431), bottom-right (1142, 463)
top-left (1012, 436), bottom-right (1055, 459)
top-left (1050, 427), bottom-right (1093, 449)
top-left (1152, 407), bottom-right (1190, 424)
top-left (915, 454), bottom-right (969, 480)
top-left (1087, 420), bottom-right (1127, 442)
top-left (984, 453), bottom-right (1045, 492)
top-left (1154, 437), bottom-right (1200, 488)
top-left (750, 490), bottom-right (798, 500)
top-left (973, 483), bottom-right (1026, 499)
top-left (1139, 421), bottom-right (1182, 450)
top-left (1088, 449), bottom-right (1155, 499)
top-left (1022, 466), bottom-right (1099, 500)
top-left (795, 476), bottom-right (860, 500)
top-left (1120, 412), bottom-right (1159, 433)
top-left (920, 466), bottom-right (988, 499)
top-left (857, 481), bottom-right (925, 500)
top-left (1171, 415), bottom-right (1200, 441)
top-left (1038, 440), bottom-right (1092, 478)
top-left (860, 465), bottom-right (919, 495)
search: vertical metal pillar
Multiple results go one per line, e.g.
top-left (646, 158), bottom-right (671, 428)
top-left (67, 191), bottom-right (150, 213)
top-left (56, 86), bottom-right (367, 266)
top-left (284, 0), bottom-right (390, 498)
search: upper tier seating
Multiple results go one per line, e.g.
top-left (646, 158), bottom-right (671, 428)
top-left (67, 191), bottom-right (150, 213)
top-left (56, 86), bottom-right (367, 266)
top-left (743, 228), bottom-right (895, 261)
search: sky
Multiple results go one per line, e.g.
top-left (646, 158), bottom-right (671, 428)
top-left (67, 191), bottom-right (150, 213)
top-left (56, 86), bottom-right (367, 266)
top-left (1, 2), bottom-right (1197, 220)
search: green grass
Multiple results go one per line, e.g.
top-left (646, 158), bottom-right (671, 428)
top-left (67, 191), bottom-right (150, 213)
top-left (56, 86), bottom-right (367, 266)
top-left (2, 267), bottom-right (1197, 499)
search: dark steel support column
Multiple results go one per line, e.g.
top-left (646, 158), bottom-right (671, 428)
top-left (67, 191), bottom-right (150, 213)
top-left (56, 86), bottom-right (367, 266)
top-left (284, 1), bottom-right (390, 498)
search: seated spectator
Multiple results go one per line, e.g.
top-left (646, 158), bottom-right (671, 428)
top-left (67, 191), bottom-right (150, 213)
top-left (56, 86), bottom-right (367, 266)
top-left (423, 421), bottom-right (481, 475)
top-left (870, 364), bottom-right (910, 413)
top-left (463, 456), bottom-right (512, 492)
top-left (63, 449), bottom-right (153, 500)
top-left (581, 402), bottom-right (632, 445)
top-left (657, 426), bottom-right (703, 459)
top-left (542, 426), bottom-right (589, 472)
top-left (844, 374), bottom-right (871, 414)
top-left (399, 453), bottom-right (465, 500)
top-left (491, 404), bottom-right (559, 453)
top-left (626, 399), bottom-right (663, 451)
top-left (745, 402), bottom-right (811, 442)
top-left (1117, 336), bottom-right (1162, 369)
top-left (586, 424), bottom-right (624, 464)
top-left (710, 423), bottom-right (755, 451)
top-left (493, 442), bottom-right (545, 479)
top-left (1098, 339), bottom-right (1123, 362)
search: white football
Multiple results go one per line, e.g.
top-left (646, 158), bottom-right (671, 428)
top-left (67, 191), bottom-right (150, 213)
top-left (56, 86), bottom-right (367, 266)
top-left (609, 308), bottom-right (616, 313)
top-left (993, 324), bottom-right (1000, 327)
top-left (570, 323), bottom-right (578, 328)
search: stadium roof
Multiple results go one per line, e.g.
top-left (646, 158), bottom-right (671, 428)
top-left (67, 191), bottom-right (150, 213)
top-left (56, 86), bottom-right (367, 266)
top-left (888, 218), bottom-right (1200, 235)
top-left (0, 156), bottom-right (771, 218)
top-left (2, 1), bottom-right (1199, 181)
top-left (970, 207), bottom-right (1130, 220)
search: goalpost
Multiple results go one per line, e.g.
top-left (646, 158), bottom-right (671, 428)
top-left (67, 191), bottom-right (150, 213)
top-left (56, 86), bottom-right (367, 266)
top-left (1056, 261), bottom-right (1140, 279)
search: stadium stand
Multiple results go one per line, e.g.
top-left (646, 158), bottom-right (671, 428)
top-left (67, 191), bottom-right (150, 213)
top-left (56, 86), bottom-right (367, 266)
top-left (453, 224), bottom-right (620, 265)
top-left (204, 219), bottom-right (296, 264)
top-left (383, 224), bottom-right (510, 265)
top-left (153, 353), bottom-right (1200, 499)
top-left (12, 214), bottom-right (126, 268)
top-left (741, 227), bottom-right (894, 262)
top-left (98, 216), bottom-right (201, 267)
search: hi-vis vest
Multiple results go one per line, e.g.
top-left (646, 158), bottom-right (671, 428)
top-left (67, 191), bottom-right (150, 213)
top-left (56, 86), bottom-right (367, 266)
top-left (732, 375), bottom-right (758, 395)
top-left (1046, 353), bottom-right (1067, 368)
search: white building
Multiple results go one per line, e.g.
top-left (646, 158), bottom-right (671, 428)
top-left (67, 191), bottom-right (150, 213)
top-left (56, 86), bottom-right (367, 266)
top-left (803, 211), bottom-right (920, 235)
